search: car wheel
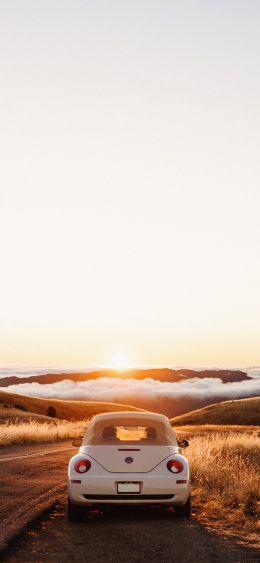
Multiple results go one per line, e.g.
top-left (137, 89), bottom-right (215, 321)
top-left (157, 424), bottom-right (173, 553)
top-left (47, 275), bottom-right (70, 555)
top-left (175, 495), bottom-right (191, 517)
top-left (68, 497), bottom-right (85, 522)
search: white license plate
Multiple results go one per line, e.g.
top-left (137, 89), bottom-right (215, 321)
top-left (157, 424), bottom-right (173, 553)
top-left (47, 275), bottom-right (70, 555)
top-left (117, 482), bottom-right (141, 494)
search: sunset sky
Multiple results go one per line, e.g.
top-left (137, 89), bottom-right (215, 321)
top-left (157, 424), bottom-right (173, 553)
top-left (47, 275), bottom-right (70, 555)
top-left (0, 1), bottom-right (259, 368)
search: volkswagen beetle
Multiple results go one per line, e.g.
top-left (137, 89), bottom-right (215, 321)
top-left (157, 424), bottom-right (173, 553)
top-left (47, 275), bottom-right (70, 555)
top-left (68, 411), bottom-right (190, 521)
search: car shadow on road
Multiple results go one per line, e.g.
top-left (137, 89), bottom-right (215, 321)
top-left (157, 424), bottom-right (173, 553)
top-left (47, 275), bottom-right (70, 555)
top-left (85, 504), bottom-right (180, 524)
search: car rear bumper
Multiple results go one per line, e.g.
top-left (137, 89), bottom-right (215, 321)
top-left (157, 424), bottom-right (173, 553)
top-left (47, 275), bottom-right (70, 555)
top-left (68, 475), bottom-right (190, 506)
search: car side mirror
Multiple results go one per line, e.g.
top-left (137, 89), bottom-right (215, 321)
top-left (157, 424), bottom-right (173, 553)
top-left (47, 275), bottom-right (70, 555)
top-left (72, 438), bottom-right (83, 447)
top-left (178, 439), bottom-right (189, 448)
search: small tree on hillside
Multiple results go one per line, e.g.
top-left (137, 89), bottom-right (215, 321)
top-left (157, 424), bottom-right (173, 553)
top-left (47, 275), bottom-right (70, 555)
top-left (47, 405), bottom-right (57, 418)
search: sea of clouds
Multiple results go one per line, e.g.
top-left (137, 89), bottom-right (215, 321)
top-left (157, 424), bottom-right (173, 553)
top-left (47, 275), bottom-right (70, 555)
top-left (1, 368), bottom-right (259, 416)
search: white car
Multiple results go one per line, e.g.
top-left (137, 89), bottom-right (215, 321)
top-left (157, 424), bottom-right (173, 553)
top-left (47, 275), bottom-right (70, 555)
top-left (68, 411), bottom-right (190, 521)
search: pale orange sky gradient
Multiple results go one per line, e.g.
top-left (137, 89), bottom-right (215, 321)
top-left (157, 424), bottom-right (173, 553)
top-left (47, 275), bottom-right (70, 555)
top-left (0, 1), bottom-right (259, 368)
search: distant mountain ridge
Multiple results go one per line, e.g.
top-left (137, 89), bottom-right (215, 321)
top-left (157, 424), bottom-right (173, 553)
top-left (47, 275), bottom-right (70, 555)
top-left (0, 368), bottom-right (249, 388)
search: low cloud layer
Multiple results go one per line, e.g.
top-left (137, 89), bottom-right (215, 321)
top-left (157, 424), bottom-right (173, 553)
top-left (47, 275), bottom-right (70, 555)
top-left (0, 367), bottom-right (95, 379)
top-left (2, 374), bottom-right (260, 416)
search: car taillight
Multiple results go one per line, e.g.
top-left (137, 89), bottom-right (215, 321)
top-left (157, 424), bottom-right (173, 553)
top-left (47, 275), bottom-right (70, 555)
top-left (167, 459), bottom-right (184, 473)
top-left (74, 459), bottom-right (91, 473)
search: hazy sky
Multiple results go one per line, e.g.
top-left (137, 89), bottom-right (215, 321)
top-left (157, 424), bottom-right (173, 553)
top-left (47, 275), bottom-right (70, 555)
top-left (0, 1), bottom-right (259, 367)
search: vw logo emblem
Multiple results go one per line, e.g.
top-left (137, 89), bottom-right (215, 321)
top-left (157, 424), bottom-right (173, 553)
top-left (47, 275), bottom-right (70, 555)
top-left (125, 456), bottom-right (133, 464)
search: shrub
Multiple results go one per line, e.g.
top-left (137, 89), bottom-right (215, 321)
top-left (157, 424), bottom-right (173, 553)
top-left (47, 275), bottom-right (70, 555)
top-left (47, 405), bottom-right (57, 418)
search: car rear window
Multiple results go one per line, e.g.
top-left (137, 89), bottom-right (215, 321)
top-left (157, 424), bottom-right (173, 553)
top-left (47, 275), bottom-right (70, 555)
top-left (102, 425), bottom-right (157, 442)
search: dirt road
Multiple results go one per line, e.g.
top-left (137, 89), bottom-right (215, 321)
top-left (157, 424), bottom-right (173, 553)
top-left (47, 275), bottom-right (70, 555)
top-left (3, 494), bottom-right (259, 562)
top-left (0, 442), bottom-right (259, 562)
top-left (0, 441), bottom-right (74, 550)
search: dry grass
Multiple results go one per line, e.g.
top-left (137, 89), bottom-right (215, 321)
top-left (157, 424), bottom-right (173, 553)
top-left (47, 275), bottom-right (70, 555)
top-left (0, 419), bottom-right (88, 446)
top-left (0, 406), bottom-right (59, 424)
top-left (171, 396), bottom-right (260, 426)
top-left (175, 424), bottom-right (260, 438)
top-left (186, 431), bottom-right (260, 547)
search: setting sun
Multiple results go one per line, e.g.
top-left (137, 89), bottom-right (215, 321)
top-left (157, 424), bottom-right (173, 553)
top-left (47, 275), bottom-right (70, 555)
top-left (112, 353), bottom-right (130, 371)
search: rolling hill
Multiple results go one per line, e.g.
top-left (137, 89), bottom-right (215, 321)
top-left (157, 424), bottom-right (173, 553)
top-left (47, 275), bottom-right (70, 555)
top-left (0, 390), bottom-right (143, 422)
top-left (170, 396), bottom-right (260, 426)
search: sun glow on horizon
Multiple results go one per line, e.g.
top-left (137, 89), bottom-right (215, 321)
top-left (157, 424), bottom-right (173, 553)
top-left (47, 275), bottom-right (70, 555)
top-left (111, 353), bottom-right (131, 371)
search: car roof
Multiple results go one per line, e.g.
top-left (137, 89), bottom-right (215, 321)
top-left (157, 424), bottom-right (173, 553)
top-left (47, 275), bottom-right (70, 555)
top-left (83, 411), bottom-right (177, 446)
top-left (91, 411), bottom-right (170, 424)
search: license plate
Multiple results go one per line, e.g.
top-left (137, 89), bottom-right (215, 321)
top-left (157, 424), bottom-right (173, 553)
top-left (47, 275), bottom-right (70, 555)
top-left (117, 482), bottom-right (141, 494)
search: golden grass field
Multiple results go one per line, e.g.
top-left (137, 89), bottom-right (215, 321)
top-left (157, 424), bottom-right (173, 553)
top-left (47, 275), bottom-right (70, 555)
top-left (0, 388), bottom-right (143, 447)
top-left (186, 429), bottom-right (260, 548)
top-left (0, 419), bottom-right (88, 446)
top-left (175, 424), bottom-right (260, 438)
top-left (173, 400), bottom-right (260, 548)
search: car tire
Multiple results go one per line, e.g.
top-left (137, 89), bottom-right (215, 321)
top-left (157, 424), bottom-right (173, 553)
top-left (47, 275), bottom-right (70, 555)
top-left (174, 495), bottom-right (191, 517)
top-left (68, 497), bottom-right (85, 522)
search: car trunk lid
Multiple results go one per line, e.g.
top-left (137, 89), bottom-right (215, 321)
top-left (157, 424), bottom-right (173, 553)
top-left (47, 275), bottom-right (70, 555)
top-left (81, 445), bottom-right (178, 472)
